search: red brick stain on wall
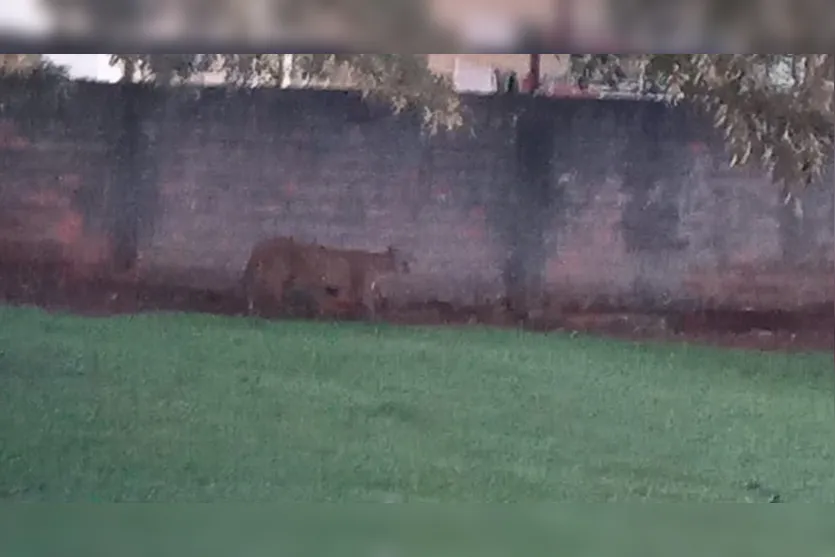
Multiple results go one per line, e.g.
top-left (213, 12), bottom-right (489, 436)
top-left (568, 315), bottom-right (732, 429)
top-left (0, 123), bottom-right (111, 283)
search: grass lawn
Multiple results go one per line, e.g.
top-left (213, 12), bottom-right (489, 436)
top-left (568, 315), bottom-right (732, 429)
top-left (0, 304), bottom-right (832, 502)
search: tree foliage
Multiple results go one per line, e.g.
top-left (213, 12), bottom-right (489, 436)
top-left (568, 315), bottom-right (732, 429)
top-left (0, 54), bottom-right (45, 73)
top-left (110, 53), bottom-right (832, 193)
top-left (112, 53), bottom-right (831, 193)
top-left (110, 54), bottom-right (463, 134)
top-left (0, 54), bottom-right (69, 78)
top-left (0, 55), bottom-right (73, 117)
top-left (571, 54), bottom-right (833, 194)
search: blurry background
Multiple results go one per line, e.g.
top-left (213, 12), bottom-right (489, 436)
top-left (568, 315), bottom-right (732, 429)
top-left (0, 0), bottom-right (830, 51)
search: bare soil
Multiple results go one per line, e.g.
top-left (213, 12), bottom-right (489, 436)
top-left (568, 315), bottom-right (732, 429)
top-left (0, 261), bottom-right (831, 353)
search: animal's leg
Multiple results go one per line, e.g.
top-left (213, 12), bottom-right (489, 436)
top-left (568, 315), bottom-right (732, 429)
top-left (242, 260), bottom-right (260, 316)
top-left (245, 276), bottom-right (266, 316)
top-left (244, 276), bottom-right (255, 314)
top-left (364, 277), bottom-right (382, 321)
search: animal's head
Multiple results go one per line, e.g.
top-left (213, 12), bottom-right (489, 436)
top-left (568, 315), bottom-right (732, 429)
top-left (385, 246), bottom-right (413, 273)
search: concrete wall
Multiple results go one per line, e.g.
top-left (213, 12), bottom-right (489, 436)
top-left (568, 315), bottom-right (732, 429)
top-left (0, 79), bottom-right (831, 311)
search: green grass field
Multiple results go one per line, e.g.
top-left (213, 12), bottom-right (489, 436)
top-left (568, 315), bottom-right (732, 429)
top-left (0, 305), bottom-right (832, 502)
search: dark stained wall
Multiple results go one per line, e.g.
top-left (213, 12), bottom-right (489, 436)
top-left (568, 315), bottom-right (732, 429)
top-left (0, 79), bottom-right (831, 311)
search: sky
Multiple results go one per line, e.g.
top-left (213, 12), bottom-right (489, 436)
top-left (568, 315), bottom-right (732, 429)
top-left (45, 54), bottom-right (122, 82)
